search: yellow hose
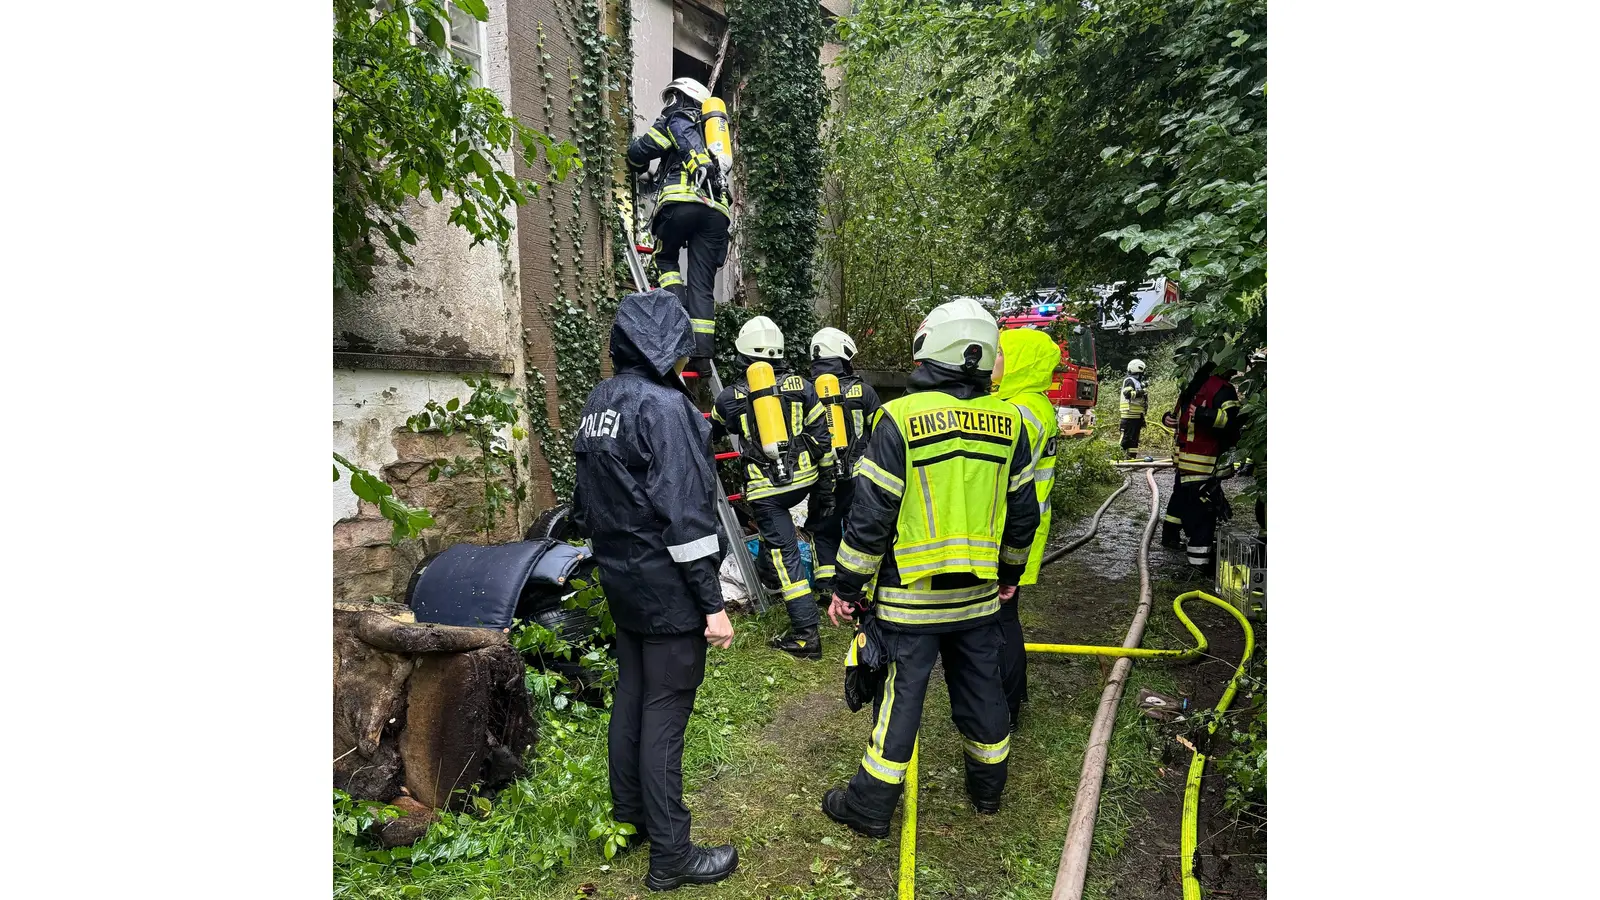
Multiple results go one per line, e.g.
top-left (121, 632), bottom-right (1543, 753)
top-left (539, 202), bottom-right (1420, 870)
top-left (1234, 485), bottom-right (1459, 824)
top-left (898, 740), bottom-right (918, 900)
top-left (1027, 591), bottom-right (1255, 900)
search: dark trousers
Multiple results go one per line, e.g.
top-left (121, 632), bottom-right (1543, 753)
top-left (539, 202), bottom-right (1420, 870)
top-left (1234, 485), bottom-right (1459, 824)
top-left (652, 202), bottom-right (729, 360)
top-left (609, 628), bottom-right (707, 872)
top-left (752, 483), bottom-right (821, 636)
top-left (998, 594), bottom-right (1027, 723)
top-left (806, 473), bottom-right (855, 595)
top-left (844, 621), bottom-right (1011, 822)
top-left (1163, 471), bottom-right (1218, 568)
top-left (1119, 417), bottom-right (1144, 453)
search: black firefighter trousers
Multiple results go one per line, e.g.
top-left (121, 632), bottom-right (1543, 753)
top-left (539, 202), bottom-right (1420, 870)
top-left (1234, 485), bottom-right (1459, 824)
top-left (752, 483), bottom-right (822, 638)
top-left (998, 593), bottom-right (1027, 725)
top-left (806, 472), bottom-right (856, 596)
top-left (652, 201), bottom-right (729, 360)
top-left (843, 620), bottom-right (1011, 823)
top-left (609, 628), bottom-right (707, 872)
top-left (1119, 417), bottom-right (1145, 454)
top-left (1163, 471), bottom-right (1219, 568)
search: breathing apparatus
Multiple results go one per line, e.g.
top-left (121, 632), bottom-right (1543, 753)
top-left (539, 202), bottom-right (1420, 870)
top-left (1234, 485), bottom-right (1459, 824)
top-left (814, 373), bottom-right (850, 457)
top-left (738, 317), bottom-right (793, 486)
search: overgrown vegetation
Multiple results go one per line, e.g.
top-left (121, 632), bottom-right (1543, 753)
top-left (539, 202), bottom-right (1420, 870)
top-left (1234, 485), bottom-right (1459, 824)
top-left (1050, 437), bottom-right (1125, 519)
top-left (725, 0), bottom-right (828, 362)
top-left (406, 376), bottom-right (527, 540)
top-left (332, 0), bottom-right (579, 296)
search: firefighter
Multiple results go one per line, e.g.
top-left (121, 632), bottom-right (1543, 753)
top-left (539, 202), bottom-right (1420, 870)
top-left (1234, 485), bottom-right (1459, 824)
top-left (571, 289), bottom-right (738, 891)
top-left (805, 327), bottom-right (882, 605)
top-left (992, 327), bottom-right (1061, 732)
top-left (625, 77), bottom-right (731, 369)
top-left (820, 298), bottom-right (1040, 836)
top-left (1160, 361), bottom-right (1243, 572)
top-left (1119, 358), bottom-right (1149, 458)
top-left (710, 316), bottom-right (837, 659)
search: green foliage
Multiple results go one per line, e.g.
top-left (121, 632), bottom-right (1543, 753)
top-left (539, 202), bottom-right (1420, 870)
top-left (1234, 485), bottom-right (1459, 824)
top-left (726, 0), bottom-right (828, 360)
top-left (1214, 659), bottom-right (1266, 829)
top-left (332, 0), bottom-right (579, 296)
top-left (334, 452), bottom-right (436, 542)
top-left (1049, 436), bottom-right (1124, 519)
top-left (836, 0), bottom-right (1266, 492)
top-left (407, 377), bottom-right (527, 540)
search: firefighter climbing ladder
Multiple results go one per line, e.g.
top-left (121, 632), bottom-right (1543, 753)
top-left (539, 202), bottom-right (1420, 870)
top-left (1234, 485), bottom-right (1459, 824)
top-left (618, 209), bottom-right (774, 613)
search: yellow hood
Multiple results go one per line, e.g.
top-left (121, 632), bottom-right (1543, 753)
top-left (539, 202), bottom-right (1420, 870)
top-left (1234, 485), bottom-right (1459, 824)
top-left (996, 328), bottom-right (1060, 400)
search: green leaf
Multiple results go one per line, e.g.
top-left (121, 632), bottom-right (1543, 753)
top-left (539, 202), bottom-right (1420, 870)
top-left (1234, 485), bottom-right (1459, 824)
top-left (424, 14), bottom-right (446, 48)
top-left (446, 396), bottom-right (460, 411)
top-left (454, 0), bottom-right (489, 21)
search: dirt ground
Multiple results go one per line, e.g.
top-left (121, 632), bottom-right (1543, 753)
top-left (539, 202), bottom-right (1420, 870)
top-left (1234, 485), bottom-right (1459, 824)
top-left (536, 468), bottom-right (1266, 899)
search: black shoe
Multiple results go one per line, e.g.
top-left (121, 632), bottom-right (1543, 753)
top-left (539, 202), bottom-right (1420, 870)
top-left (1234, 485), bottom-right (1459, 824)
top-left (770, 633), bottom-right (822, 660)
top-left (971, 795), bottom-right (1002, 815)
top-left (645, 844), bottom-right (738, 892)
top-left (1008, 716), bottom-right (1019, 735)
top-left (1160, 535), bottom-right (1184, 550)
top-left (822, 788), bottom-right (891, 839)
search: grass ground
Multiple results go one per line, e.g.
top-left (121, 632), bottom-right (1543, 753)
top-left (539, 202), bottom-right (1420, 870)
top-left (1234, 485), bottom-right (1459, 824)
top-left (336, 466), bottom-right (1264, 899)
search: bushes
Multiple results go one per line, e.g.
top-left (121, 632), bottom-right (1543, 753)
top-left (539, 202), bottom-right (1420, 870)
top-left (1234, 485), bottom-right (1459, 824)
top-left (1049, 436), bottom-right (1124, 520)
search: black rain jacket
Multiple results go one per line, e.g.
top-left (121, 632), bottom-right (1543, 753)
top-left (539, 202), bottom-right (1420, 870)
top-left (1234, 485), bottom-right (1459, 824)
top-left (572, 290), bottom-right (726, 635)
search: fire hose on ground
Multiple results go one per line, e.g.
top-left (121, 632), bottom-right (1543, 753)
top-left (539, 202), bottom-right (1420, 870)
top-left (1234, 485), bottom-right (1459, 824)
top-left (893, 468), bottom-right (1257, 900)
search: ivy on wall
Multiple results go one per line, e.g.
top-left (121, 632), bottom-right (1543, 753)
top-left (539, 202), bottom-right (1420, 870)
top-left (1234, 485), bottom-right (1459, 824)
top-left (524, 0), bottom-right (634, 502)
top-left (725, 0), bottom-right (828, 363)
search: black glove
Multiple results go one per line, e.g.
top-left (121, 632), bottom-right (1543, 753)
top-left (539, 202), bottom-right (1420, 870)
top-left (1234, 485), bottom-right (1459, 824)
top-left (815, 469), bottom-right (838, 519)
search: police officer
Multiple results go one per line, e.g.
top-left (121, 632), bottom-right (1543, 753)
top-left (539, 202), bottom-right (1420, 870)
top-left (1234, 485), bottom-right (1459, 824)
top-left (992, 327), bottom-right (1061, 732)
top-left (805, 327), bottom-right (881, 605)
top-left (820, 298), bottom-right (1040, 836)
top-left (572, 290), bottom-right (738, 891)
top-left (1160, 361), bottom-right (1243, 572)
top-left (1119, 358), bottom-right (1149, 458)
top-left (625, 77), bottom-right (731, 369)
top-left (710, 316), bottom-right (836, 659)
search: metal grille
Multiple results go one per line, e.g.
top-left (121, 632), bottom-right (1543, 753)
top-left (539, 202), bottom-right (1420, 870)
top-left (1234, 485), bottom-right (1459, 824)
top-left (1215, 524), bottom-right (1266, 621)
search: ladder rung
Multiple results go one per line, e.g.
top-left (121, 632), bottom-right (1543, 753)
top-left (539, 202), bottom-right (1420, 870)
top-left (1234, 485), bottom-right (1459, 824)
top-left (635, 244), bottom-right (654, 254)
top-left (713, 451), bottom-right (739, 461)
top-left (679, 370), bottom-right (700, 379)
top-left (702, 411), bottom-right (712, 419)
top-left (726, 492), bottom-right (743, 502)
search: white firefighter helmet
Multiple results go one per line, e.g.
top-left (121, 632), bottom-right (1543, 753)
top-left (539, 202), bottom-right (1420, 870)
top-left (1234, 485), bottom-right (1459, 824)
top-left (810, 327), bottom-right (858, 362)
top-left (661, 77), bottom-right (710, 105)
top-left (736, 315), bottom-right (785, 358)
top-left (912, 297), bottom-right (998, 371)
top-left (1128, 358), bottom-right (1147, 375)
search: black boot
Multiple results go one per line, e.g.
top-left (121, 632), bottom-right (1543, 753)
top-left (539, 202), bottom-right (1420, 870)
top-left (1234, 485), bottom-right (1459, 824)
top-left (645, 844), bottom-right (739, 892)
top-left (970, 794), bottom-right (1002, 815)
top-left (770, 628), bottom-right (822, 660)
top-left (822, 788), bottom-right (891, 838)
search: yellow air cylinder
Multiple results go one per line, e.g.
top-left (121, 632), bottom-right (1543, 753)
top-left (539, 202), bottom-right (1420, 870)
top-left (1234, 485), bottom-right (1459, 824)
top-left (702, 97), bottom-right (732, 172)
top-left (746, 361), bottom-right (790, 462)
top-left (815, 374), bottom-right (849, 451)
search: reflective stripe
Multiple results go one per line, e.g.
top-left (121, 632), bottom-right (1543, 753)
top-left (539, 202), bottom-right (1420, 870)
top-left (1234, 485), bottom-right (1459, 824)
top-left (871, 661), bottom-right (897, 752)
top-left (963, 736), bottom-right (1010, 764)
top-left (647, 127), bottom-right (672, 148)
top-left (1033, 468), bottom-right (1054, 483)
top-left (877, 597), bottom-right (1000, 626)
top-left (1164, 514), bottom-right (1183, 524)
top-left (896, 535), bottom-right (999, 555)
top-left (917, 468), bottom-right (938, 535)
top-left (667, 533), bottom-right (719, 563)
top-left (858, 458), bottom-right (905, 497)
top-left (1008, 468), bottom-right (1033, 493)
top-left (1180, 475), bottom-right (1210, 484)
top-left (861, 746), bottom-right (909, 784)
top-left (658, 271), bottom-right (684, 287)
top-left (690, 317), bottom-right (715, 334)
top-left (898, 556), bottom-right (998, 578)
top-left (781, 581), bottom-right (813, 600)
top-left (838, 541), bottom-right (882, 576)
top-left (1177, 452), bottom-right (1217, 463)
top-left (813, 564), bottom-right (836, 580)
top-left (878, 581), bottom-right (998, 607)
top-left (999, 544), bottom-right (1029, 566)
top-left (805, 403), bottom-right (825, 425)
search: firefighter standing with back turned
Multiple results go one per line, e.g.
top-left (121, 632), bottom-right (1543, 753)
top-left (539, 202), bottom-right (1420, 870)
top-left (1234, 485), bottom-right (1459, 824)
top-left (992, 327), bottom-right (1061, 733)
top-left (1161, 361), bottom-right (1243, 572)
top-left (805, 327), bottom-right (881, 605)
top-left (710, 316), bottom-right (837, 659)
top-left (571, 290), bottom-right (738, 891)
top-left (1119, 358), bottom-right (1149, 458)
top-left (625, 77), bottom-right (731, 371)
top-left (820, 297), bottom-right (1040, 837)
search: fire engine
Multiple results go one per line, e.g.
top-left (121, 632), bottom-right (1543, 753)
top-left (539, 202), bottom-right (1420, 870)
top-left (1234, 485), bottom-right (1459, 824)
top-left (997, 297), bottom-right (1100, 437)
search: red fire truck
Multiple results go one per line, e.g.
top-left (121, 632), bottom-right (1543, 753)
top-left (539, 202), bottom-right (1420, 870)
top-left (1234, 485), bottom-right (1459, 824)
top-left (997, 298), bottom-right (1099, 437)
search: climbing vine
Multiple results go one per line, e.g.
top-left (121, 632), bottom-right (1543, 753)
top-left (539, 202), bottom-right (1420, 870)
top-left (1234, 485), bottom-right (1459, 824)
top-left (725, 0), bottom-right (828, 362)
top-left (522, 0), bottom-right (634, 503)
